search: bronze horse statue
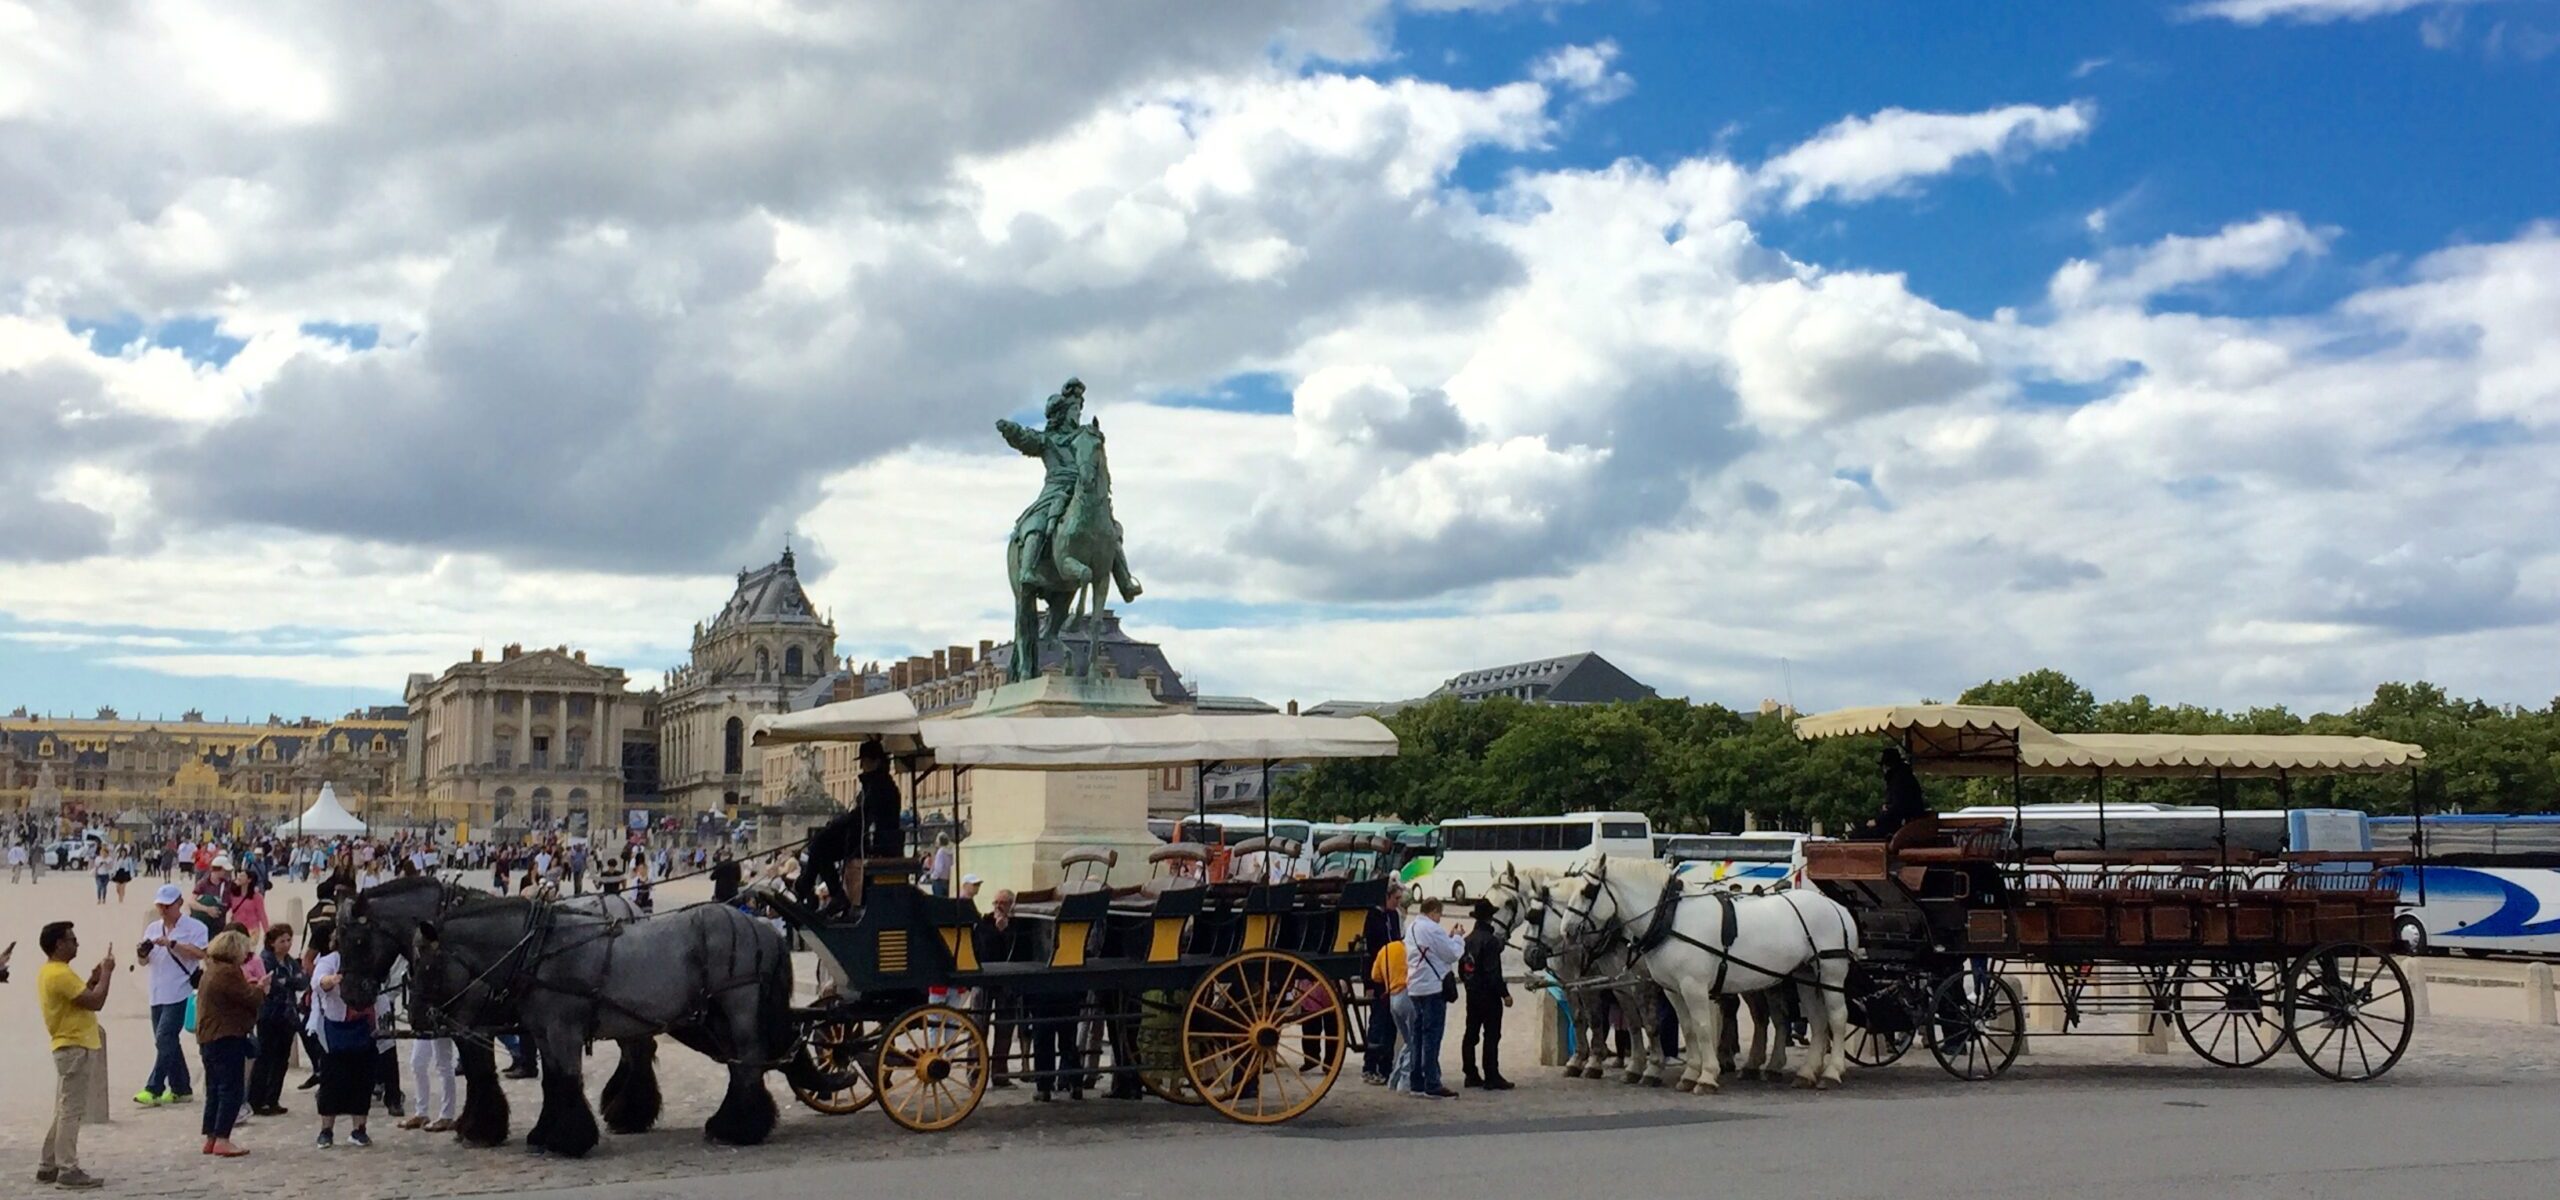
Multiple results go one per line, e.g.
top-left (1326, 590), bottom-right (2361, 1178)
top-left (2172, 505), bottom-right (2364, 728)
top-left (1002, 384), bottom-right (1141, 682)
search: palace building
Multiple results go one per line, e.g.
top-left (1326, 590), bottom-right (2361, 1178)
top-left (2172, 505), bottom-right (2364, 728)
top-left (658, 547), bottom-right (840, 815)
top-left (0, 706), bottom-right (408, 822)
top-left (401, 643), bottom-right (656, 836)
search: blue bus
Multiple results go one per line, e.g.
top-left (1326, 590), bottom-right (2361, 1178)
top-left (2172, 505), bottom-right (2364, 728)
top-left (2373, 815), bottom-right (2560, 957)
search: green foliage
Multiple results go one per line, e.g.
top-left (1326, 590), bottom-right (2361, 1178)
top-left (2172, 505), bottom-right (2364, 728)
top-left (1276, 668), bottom-right (2560, 829)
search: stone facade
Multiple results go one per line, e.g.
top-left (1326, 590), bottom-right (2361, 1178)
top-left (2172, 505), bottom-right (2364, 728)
top-left (401, 643), bottom-right (654, 836)
top-left (659, 548), bottom-right (838, 815)
top-left (1, 706), bottom-right (407, 822)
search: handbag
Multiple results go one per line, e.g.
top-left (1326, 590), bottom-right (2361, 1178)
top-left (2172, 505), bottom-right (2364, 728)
top-left (322, 1015), bottom-right (374, 1055)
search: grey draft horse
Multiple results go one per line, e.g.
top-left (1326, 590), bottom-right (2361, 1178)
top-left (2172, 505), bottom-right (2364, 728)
top-left (336, 877), bottom-right (816, 1156)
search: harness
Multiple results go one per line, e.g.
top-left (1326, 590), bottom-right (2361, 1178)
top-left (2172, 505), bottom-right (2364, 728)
top-left (1561, 858), bottom-right (1855, 996)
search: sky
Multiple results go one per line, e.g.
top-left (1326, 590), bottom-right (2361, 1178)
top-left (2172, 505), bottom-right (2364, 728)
top-left (2, 0), bottom-right (2556, 722)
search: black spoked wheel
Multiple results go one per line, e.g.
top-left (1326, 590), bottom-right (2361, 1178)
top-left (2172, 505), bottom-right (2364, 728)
top-left (2285, 943), bottom-right (2414, 1082)
top-left (1925, 971), bottom-right (2023, 1082)
top-left (791, 1017), bottom-right (881, 1114)
top-left (2171, 960), bottom-right (2289, 1068)
top-left (1844, 974), bottom-right (1920, 1068)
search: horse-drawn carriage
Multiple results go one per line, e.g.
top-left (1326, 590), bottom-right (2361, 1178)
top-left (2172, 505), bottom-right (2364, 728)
top-left (1792, 704), bottom-right (2423, 1083)
top-left (752, 695), bottom-right (1401, 1132)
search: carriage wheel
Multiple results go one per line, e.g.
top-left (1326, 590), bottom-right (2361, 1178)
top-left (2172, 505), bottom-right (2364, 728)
top-left (792, 1017), bottom-right (881, 1114)
top-left (1924, 971), bottom-right (2023, 1082)
top-left (875, 1004), bottom-right (988, 1132)
top-left (1844, 988), bottom-right (1918, 1069)
top-left (1136, 989), bottom-right (1206, 1106)
top-left (1181, 950), bottom-right (1346, 1124)
top-left (2170, 960), bottom-right (2288, 1068)
top-left (2284, 944), bottom-right (2413, 1082)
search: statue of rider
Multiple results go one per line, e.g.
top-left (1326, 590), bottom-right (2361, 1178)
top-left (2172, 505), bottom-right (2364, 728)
top-left (997, 377), bottom-right (1142, 601)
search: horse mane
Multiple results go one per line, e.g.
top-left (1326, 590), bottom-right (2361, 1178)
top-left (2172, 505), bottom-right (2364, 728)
top-left (1587, 852), bottom-right (1675, 891)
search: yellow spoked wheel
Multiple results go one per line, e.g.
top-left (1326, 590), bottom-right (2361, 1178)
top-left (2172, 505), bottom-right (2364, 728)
top-left (791, 1018), bottom-right (880, 1115)
top-left (876, 1005), bottom-right (988, 1133)
top-left (1137, 989), bottom-right (1205, 1106)
top-left (1181, 950), bottom-right (1346, 1125)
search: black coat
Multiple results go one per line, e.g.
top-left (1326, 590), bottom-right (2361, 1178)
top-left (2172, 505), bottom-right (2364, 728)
top-left (1462, 924), bottom-right (1509, 1002)
top-left (857, 769), bottom-right (903, 859)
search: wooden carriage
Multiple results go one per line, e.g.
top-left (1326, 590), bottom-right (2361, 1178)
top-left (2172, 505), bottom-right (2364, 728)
top-left (1795, 704), bottom-right (2422, 1083)
top-left (748, 696), bottom-right (1397, 1131)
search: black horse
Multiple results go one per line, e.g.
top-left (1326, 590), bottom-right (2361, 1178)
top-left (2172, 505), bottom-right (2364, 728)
top-left (336, 877), bottom-right (817, 1156)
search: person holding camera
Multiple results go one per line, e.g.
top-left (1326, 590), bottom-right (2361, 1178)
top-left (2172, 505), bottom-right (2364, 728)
top-left (137, 882), bottom-right (210, 1106)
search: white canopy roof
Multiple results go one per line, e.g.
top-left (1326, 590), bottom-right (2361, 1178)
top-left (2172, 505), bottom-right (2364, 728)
top-left (749, 700), bottom-right (1397, 770)
top-left (920, 712), bottom-right (1397, 770)
top-left (748, 691), bottom-right (925, 753)
top-left (279, 783), bottom-right (368, 835)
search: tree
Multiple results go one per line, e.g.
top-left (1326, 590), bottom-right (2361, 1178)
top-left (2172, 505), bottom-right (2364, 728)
top-left (1960, 669), bottom-right (2099, 732)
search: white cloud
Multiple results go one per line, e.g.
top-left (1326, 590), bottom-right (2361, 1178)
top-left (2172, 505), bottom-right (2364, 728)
top-left (2182, 0), bottom-right (2486, 25)
top-left (1531, 41), bottom-right (1633, 105)
top-left (1756, 102), bottom-right (2094, 209)
top-left (2, 1), bottom-right (2555, 723)
top-left (2049, 213), bottom-right (2334, 308)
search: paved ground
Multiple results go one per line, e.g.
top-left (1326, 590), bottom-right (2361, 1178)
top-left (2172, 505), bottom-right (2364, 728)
top-left (8, 870), bottom-right (2560, 1199)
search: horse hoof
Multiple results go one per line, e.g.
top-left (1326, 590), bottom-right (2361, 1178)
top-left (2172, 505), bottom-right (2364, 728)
top-left (1695, 1081), bottom-right (1720, 1096)
top-left (1814, 1077), bottom-right (1838, 1092)
top-left (1792, 1075), bottom-right (1817, 1090)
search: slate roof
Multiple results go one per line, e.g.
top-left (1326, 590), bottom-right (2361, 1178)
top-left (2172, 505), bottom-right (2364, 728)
top-left (1005, 610), bottom-right (1193, 703)
top-left (1434, 651), bottom-right (1657, 706)
top-left (709, 548), bottom-right (825, 631)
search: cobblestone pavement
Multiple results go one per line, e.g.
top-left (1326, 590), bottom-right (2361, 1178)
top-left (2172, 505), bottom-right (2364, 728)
top-left (8, 1006), bottom-right (2558, 1200)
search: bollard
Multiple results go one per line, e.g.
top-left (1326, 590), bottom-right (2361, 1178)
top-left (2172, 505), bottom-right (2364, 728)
top-left (2407, 966), bottom-right (2431, 1019)
top-left (88, 1028), bottom-right (113, 1125)
top-left (1537, 986), bottom-right (1564, 1067)
top-left (2529, 963), bottom-right (2558, 1026)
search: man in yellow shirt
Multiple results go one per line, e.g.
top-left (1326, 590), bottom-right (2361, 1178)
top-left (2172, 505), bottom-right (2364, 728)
top-left (36, 921), bottom-right (112, 1190)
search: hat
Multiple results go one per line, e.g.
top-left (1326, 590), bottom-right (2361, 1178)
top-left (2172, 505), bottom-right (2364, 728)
top-left (961, 873), bottom-right (983, 885)
top-left (154, 883), bottom-right (183, 905)
top-left (211, 855), bottom-right (234, 871)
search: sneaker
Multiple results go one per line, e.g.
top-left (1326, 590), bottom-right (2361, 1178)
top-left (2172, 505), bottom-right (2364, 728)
top-left (166, 1092), bottom-right (195, 1105)
top-left (347, 1129), bottom-right (372, 1149)
top-left (132, 1089), bottom-right (166, 1107)
top-left (35, 1168), bottom-right (58, 1184)
top-left (54, 1169), bottom-right (103, 1191)
top-left (314, 1131), bottom-right (333, 1150)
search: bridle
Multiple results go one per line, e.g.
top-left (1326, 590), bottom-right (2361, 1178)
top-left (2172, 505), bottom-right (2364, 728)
top-left (1553, 857), bottom-right (1632, 961)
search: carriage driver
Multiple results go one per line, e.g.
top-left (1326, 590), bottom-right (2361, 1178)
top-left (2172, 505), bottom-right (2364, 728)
top-left (996, 378), bottom-right (1142, 600)
top-left (1862, 746), bottom-right (1931, 840)
top-left (795, 740), bottom-right (906, 912)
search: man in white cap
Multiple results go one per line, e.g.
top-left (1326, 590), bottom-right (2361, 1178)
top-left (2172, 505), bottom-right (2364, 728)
top-left (958, 874), bottom-right (984, 903)
top-left (134, 883), bottom-right (208, 1105)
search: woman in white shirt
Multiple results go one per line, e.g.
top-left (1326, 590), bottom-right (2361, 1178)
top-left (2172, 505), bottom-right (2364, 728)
top-left (307, 931), bottom-right (376, 1148)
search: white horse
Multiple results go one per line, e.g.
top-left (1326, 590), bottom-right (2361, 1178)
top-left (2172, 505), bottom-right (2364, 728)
top-left (1484, 864), bottom-right (1669, 1085)
top-left (1552, 853), bottom-right (1859, 1093)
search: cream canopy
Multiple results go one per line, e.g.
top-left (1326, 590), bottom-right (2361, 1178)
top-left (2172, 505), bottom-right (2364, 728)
top-left (1794, 704), bottom-right (2423, 778)
top-left (749, 701), bottom-right (1398, 769)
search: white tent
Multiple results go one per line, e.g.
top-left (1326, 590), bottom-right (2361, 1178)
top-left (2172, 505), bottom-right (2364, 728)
top-left (278, 782), bottom-right (368, 836)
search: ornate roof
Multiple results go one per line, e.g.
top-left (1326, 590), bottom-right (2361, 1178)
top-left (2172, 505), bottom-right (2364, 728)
top-left (705, 547), bottom-right (826, 635)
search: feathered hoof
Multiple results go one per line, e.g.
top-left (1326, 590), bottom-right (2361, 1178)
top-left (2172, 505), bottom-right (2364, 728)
top-left (1693, 1080), bottom-right (1721, 1096)
top-left (1645, 1075), bottom-right (1667, 1089)
top-left (1814, 1077), bottom-right (1840, 1092)
top-left (1619, 1071), bottom-right (1644, 1085)
top-left (1791, 1075), bottom-right (1818, 1090)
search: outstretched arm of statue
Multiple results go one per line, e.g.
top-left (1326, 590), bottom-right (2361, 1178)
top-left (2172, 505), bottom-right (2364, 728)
top-left (996, 418), bottom-right (1045, 457)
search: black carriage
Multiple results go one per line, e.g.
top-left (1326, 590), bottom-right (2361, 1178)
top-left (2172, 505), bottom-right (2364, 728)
top-left (750, 696), bottom-right (1399, 1131)
top-left (1794, 705), bottom-right (2421, 1083)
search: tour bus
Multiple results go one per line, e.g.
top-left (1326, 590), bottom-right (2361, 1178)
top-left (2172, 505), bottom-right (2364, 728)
top-left (2371, 815), bottom-right (2560, 957)
top-left (1408, 811), bottom-right (1654, 902)
top-left (1949, 802), bottom-right (2373, 857)
top-left (1171, 813), bottom-right (1312, 848)
top-left (1657, 832), bottom-right (1822, 892)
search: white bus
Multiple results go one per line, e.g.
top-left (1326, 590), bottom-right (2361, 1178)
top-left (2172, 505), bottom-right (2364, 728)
top-left (1410, 811), bottom-right (1653, 902)
top-left (1659, 832), bottom-right (1821, 892)
top-left (2372, 815), bottom-right (2560, 957)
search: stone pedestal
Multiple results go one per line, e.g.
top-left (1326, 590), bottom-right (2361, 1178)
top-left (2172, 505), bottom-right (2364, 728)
top-left (955, 674), bottom-right (1172, 895)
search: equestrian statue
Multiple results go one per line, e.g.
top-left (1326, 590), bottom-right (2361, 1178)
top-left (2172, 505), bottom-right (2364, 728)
top-left (998, 376), bottom-right (1143, 683)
